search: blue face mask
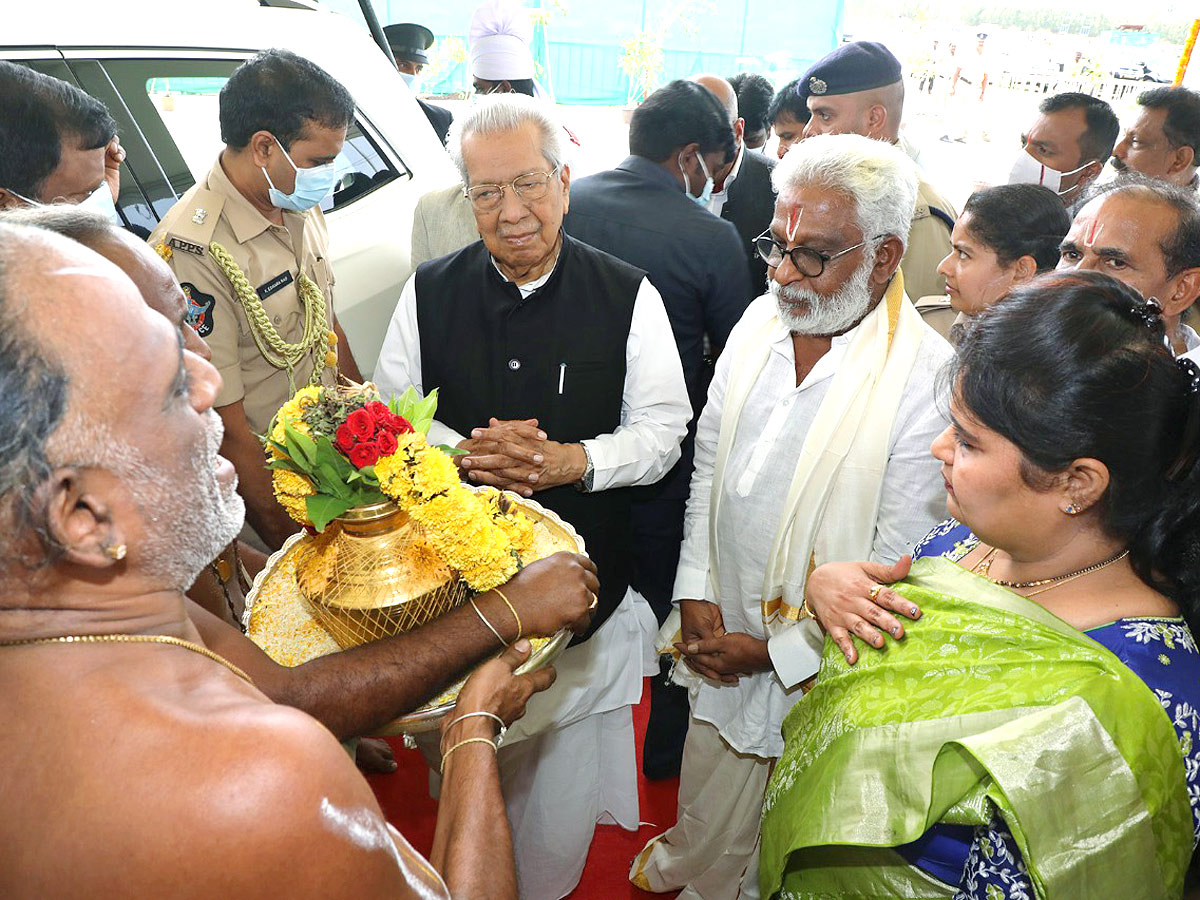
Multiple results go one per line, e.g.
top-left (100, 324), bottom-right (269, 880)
top-left (262, 136), bottom-right (339, 212)
top-left (679, 150), bottom-right (714, 208)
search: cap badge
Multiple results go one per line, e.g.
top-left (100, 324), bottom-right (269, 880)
top-left (191, 208), bottom-right (207, 225)
top-left (808, 77), bottom-right (828, 95)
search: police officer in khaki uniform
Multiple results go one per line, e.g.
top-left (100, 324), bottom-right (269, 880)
top-left (800, 41), bottom-right (957, 300)
top-left (150, 49), bottom-right (362, 550)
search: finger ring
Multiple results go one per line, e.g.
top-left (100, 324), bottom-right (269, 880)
top-left (868, 585), bottom-right (882, 602)
top-left (588, 592), bottom-right (598, 611)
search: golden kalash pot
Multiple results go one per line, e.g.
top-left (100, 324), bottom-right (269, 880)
top-left (292, 500), bottom-right (470, 649)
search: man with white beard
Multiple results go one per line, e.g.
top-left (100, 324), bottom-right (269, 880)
top-left (630, 133), bottom-right (953, 899)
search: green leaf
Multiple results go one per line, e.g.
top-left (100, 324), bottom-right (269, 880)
top-left (265, 457), bottom-right (304, 473)
top-left (348, 466), bottom-right (380, 487)
top-left (283, 421), bottom-right (318, 468)
top-left (306, 494), bottom-right (354, 532)
top-left (348, 485), bottom-right (386, 508)
top-left (317, 463), bottom-right (352, 499)
top-left (386, 385), bottom-right (439, 436)
top-left (313, 435), bottom-right (355, 480)
top-left (435, 443), bottom-right (467, 456)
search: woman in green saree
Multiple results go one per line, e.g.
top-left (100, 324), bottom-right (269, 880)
top-left (761, 271), bottom-right (1200, 900)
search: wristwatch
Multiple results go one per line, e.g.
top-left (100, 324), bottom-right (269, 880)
top-left (577, 442), bottom-right (595, 493)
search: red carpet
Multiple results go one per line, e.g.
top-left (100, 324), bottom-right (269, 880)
top-left (366, 677), bottom-right (680, 898)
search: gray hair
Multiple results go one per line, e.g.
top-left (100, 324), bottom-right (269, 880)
top-left (0, 205), bottom-right (115, 251)
top-left (0, 222), bottom-right (70, 564)
top-left (447, 93), bottom-right (568, 185)
top-left (772, 133), bottom-right (919, 252)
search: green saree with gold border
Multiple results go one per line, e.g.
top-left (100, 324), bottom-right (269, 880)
top-left (759, 555), bottom-right (1192, 900)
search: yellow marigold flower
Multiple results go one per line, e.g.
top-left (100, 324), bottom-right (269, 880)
top-left (376, 434), bottom-right (532, 591)
top-left (273, 468), bottom-right (316, 525)
top-left (274, 468), bottom-right (316, 497)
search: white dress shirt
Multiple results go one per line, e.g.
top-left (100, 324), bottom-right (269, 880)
top-left (1177, 323), bottom-right (1200, 364)
top-left (672, 307), bottom-right (953, 758)
top-left (374, 257), bottom-right (692, 493)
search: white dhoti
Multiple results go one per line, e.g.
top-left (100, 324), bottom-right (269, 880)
top-left (630, 717), bottom-right (770, 899)
top-left (421, 589), bottom-right (657, 900)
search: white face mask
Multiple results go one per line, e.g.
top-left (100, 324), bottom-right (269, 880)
top-left (7, 183), bottom-right (121, 222)
top-left (79, 182), bottom-right (121, 223)
top-left (1008, 147), bottom-right (1093, 195)
top-left (400, 71), bottom-right (422, 93)
top-left (679, 151), bottom-right (714, 207)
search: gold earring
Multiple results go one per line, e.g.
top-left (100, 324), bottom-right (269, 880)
top-left (105, 543), bottom-right (127, 561)
top-left (1064, 505), bottom-right (1079, 516)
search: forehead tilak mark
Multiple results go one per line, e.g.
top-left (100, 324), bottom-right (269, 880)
top-left (1084, 221), bottom-right (1104, 248)
top-left (786, 206), bottom-right (804, 244)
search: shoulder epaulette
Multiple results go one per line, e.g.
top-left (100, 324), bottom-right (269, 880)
top-left (160, 188), bottom-right (226, 256)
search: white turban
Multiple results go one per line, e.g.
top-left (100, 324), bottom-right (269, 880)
top-left (469, 0), bottom-right (536, 81)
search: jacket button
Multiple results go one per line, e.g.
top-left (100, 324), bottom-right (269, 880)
top-left (508, 358), bottom-right (521, 371)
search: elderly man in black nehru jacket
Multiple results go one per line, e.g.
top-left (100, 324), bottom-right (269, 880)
top-left (374, 92), bottom-right (690, 900)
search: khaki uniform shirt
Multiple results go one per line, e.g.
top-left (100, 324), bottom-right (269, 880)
top-left (913, 294), bottom-right (961, 343)
top-left (149, 157), bottom-right (336, 434)
top-left (901, 174), bottom-right (957, 302)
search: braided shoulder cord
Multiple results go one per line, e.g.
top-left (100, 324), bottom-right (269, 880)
top-left (208, 241), bottom-right (335, 388)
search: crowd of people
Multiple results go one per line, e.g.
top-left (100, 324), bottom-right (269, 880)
top-left (3, 3), bottom-right (1200, 897)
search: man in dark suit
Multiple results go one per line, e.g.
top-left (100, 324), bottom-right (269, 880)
top-left (692, 73), bottom-right (777, 297)
top-left (383, 23), bottom-right (453, 146)
top-left (565, 80), bottom-right (750, 780)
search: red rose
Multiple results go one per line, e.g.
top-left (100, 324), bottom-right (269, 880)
top-left (376, 429), bottom-right (398, 457)
top-left (390, 414), bottom-right (414, 434)
top-left (346, 407), bottom-right (375, 440)
top-left (366, 400), bottom-right (392, 426)
top-left (348, 441), bottom-right (380, 468)
top-left (334, 423), bottom-right (355, 453)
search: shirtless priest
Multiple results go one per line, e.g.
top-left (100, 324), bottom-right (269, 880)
top-left (0, 221), bottom-right (551, 899)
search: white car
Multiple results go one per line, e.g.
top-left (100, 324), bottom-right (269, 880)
top-left (3, 0), bottom-right (461, 377)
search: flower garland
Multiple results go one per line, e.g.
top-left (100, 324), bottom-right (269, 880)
top-left (1176, 19), bottom-right (1200, 86)
top-left (376, 433), bottom-right (535, 591)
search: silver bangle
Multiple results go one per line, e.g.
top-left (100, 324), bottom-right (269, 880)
top-left (441, 710), bottom-right (507, 754)
top-left (469, 596), bottom-right (506, 648)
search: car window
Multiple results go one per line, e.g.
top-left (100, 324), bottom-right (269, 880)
top-left (18, 58), bottom-right (155, 233)
top-left (97, 59), bottom-right (406, 222)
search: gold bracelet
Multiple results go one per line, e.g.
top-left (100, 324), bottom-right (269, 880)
top-left (440, 711), bottom-right (507, 755)
top-left (469, 596), bottom-right (506, 647)
top-left (800, 597), bottom-right (818, 621)
top-left (440, 736), bottom-right (497, 774)
top-left (493, 588), bottom-right (522, 641)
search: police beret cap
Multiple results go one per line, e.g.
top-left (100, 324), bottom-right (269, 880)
top-left (801, 41), bottom-right (902, 98)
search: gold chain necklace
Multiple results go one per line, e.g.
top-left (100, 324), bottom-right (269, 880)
top-left (972, 545), bottom-right (1130, 595)
top-left (0, 633), bottom-right (254, 686)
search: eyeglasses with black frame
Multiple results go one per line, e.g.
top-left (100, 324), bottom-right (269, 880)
top-left (464, 166), bottom-right (562, 212)
top-left (753, 230), bottom-right (884, 278)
